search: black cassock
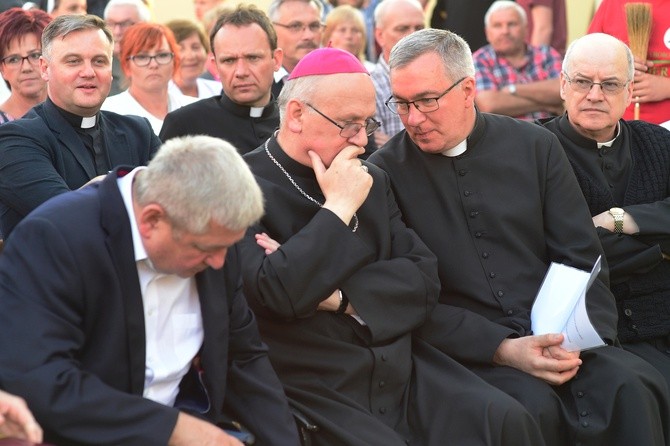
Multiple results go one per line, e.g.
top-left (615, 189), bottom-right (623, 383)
top-left (370, 112), bottom-right (670, 446)
top-left (240, 136), bottom-right (544, 446)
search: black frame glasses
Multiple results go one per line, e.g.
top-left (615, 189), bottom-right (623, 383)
top-left (127, 52), bottom-right (174, 67)
top-left (385, 77), bottom-right (466, 115)
top-left (562, 72), bottom-right (630, 95)
top-left (1, 51), bottom-right (41, 67)
top-left (306, 103), bottom-right (381, 138)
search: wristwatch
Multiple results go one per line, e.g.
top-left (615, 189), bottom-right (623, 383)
top-left (608, 207), bottom-right (625, 234)
top-left (508, 84), bottom-right (517, 95)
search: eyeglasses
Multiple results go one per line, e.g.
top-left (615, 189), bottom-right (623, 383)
top-left (563, 73), bottom-right (630, 95)
top-left (306, 103), bottom-right (381, 137)
top-left (106, 19), bottom-right (136, 31)
top-left (385, 77), bottom-right (466, 115)
top-left (273, 21), bottom-right (324, 34)
top-left (1, 51), bottom-right (41, 67)
top-left (127, 52), bottom-right (174, 67)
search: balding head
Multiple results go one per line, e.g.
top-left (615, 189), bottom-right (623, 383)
top-left (563, 33), bottom-right (634, 82)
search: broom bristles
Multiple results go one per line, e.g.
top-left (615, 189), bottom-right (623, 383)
top-left (626, 3), bottom-right (653, 60)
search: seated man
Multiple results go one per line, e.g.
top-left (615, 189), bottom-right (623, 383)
top-left (240, 46), bottom-right (543, 445)
top-left (160, 5), bottom-right (282, 154)
top-left (473, 0), bottom-right (563, 121)
top-left (369, 27), bottom-right (670, 446)
top-left (541, 33), bottom-right (670, 387)
top-left (0, 135), bottom-right (300, 446)
top-left (0, 14), bottom-right (159, 238)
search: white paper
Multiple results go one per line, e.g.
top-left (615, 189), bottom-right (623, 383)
top-left (531, 256), bottom-right (606, 352)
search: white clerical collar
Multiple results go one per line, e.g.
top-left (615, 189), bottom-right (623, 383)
top-left (81, 115), bottom-right (97, 129)
top-left (441, 138), bottom-right (468, 157)
top-left (249, 106), bottom-right (264, 118)
top-left (597, 121), bottom-right (621, 148)
top-left (274, 66), bottom-right (289, 83)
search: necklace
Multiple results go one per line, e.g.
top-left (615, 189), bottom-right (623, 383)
top-left (264, 138), bottom-right (359, 232)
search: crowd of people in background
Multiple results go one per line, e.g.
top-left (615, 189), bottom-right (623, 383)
top-left (0, 0), bottom-right (668, 445)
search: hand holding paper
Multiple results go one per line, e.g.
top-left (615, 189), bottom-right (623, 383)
top-left (531, 256), bottom-right (606, 352)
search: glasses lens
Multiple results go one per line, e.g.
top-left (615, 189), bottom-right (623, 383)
top-left (156, 53), bottom-right (173, 64)
top-left (132, 55), bottom-right (149, 66)
top-left (308, 22), bottom-right (323, 32)
top-left (28, 52), bottom-right (41, 63)
top-left (365, 119), bottom-right (380, 135)
top-left (602, 82), bottom-right (624, 93)
top-left (340, 123), bottom-right (362, 138)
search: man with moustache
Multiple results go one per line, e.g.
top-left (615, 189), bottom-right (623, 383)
top-left (268, 0), bottom-right (322, 97)
top-left (160, 5), bottom-right (282, 155)
top-left (0, 14), bottom-right (158, 238)
top-left (473, 0), bottom-right (563, 121)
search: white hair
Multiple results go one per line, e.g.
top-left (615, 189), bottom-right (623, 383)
top-left (103, 0), bottom-right (151, 22)
top-left (484, 0), bottom-right (527, 27)
top-left (134, 135), bottom-right (264, 234)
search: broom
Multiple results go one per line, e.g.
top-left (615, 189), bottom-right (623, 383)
top-left (625, 2), bottom-right (653, 120)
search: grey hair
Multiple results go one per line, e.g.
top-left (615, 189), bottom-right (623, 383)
top-left (42, 14), bottom-right (113, 61)
top-left (374, 0), bottom-right (423, 28)
top-left (103, 0), bottom-right (151, 22)
top-left (484, 0), bottom-right (527, 27)
top-left (390, 28), bottom-right (475, 80)
top-left (563, 33), bottom-right (634, 81)
top-left (267, 0), bottom-right (323, 22)
top-left (134, 135), bottom-right (264, 234)
top-left (276, 75), bottom-right (322, 123)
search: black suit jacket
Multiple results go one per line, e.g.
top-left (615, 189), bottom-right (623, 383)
top-left (0, 170), bottom-right (299, 446)
top-left (0, 99), bottom-right (160, 238)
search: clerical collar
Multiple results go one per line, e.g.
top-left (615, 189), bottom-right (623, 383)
top-left (219, 92), bottom-right (274, 118)
top-left (250, 107), bottom-right (264, 118)
top-left (49, 97), bottom-right (99, 129)
top-left (597, 121), bottom-right (621, 149)
top-left (441, 138), bottom-right (467, 157)
top-left (274, 66), bottom-right (289, 84)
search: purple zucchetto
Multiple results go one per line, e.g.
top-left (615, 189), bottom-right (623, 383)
top-left (287, 47), bottom-right (369, 80)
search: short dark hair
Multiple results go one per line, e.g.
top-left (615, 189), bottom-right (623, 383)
top-left (41, 14), bottom-right (113, 60)
top-left (209, 4), bottom-right (277, 55)
top-left (0, 7), bottom-right (52, 60)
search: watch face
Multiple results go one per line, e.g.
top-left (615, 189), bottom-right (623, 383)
top-left (610, 207), bottom-right (624, 216)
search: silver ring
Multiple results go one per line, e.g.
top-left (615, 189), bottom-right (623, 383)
top-left (361, 165), bottom-right (368, 173)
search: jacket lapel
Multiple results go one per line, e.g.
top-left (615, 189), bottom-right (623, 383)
top-left (99, 169), bottom-right (147, 395)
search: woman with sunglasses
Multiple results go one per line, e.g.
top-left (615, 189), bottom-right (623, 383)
top-left (102, 23), bottom-right (195, 134)
top-left (0, 8), bottom-right (51, 124)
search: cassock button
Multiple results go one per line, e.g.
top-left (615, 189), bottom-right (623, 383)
top-left (580, 411), bottom-right (588, 417)
top-left (577, 391), bottom-right (585, 398)
top-left (489, 272), bottom-right (496, 278)
top-left (482, 252), bottom-right (489, 259)
top-left (507, 310), bottom-right (513, 316)
top-left (379, 380), bottom-right (386, 388)
top-left (458, 169), bottom-right (467, 176)
top-left (379, 407), bottom-right (387, 414)
top-left (581, 421), bottom-right (589, 428)
top-left (475, 232), bottom-right (482, 238)
top-left (464, 190), bottom-right (471, 197)
top-left (624, 309), bottom-right (632, 317)
top-left (497, 290), bottom-right (504, 297)
top-left (470, 211), bottom-right (479, 218)
top-left (381, 354), bottom-right (388, 361)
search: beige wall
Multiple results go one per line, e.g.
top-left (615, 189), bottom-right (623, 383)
top-left (151, 0), bottom-right (273, 24)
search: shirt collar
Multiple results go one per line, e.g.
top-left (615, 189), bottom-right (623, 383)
top-left (49, 97), bottom-right (99, 128)
top-left (117, 166), bottom-right (149, 263)
top-left (274, 66), bottom-right (289, 84)
top-left (441, 138), bottom-right (468, 157)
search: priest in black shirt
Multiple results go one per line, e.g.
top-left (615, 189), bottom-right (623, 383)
top-left (369, 28), bottom-right (670, 446)
top-left (541, 33), bottom-right (670, 389)
top-left (239, 46), bottom-right (544, 445)
top-left (160, 5), bottom-right (280, 155)
top-left (0, 14), bottom-right (158, 238)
